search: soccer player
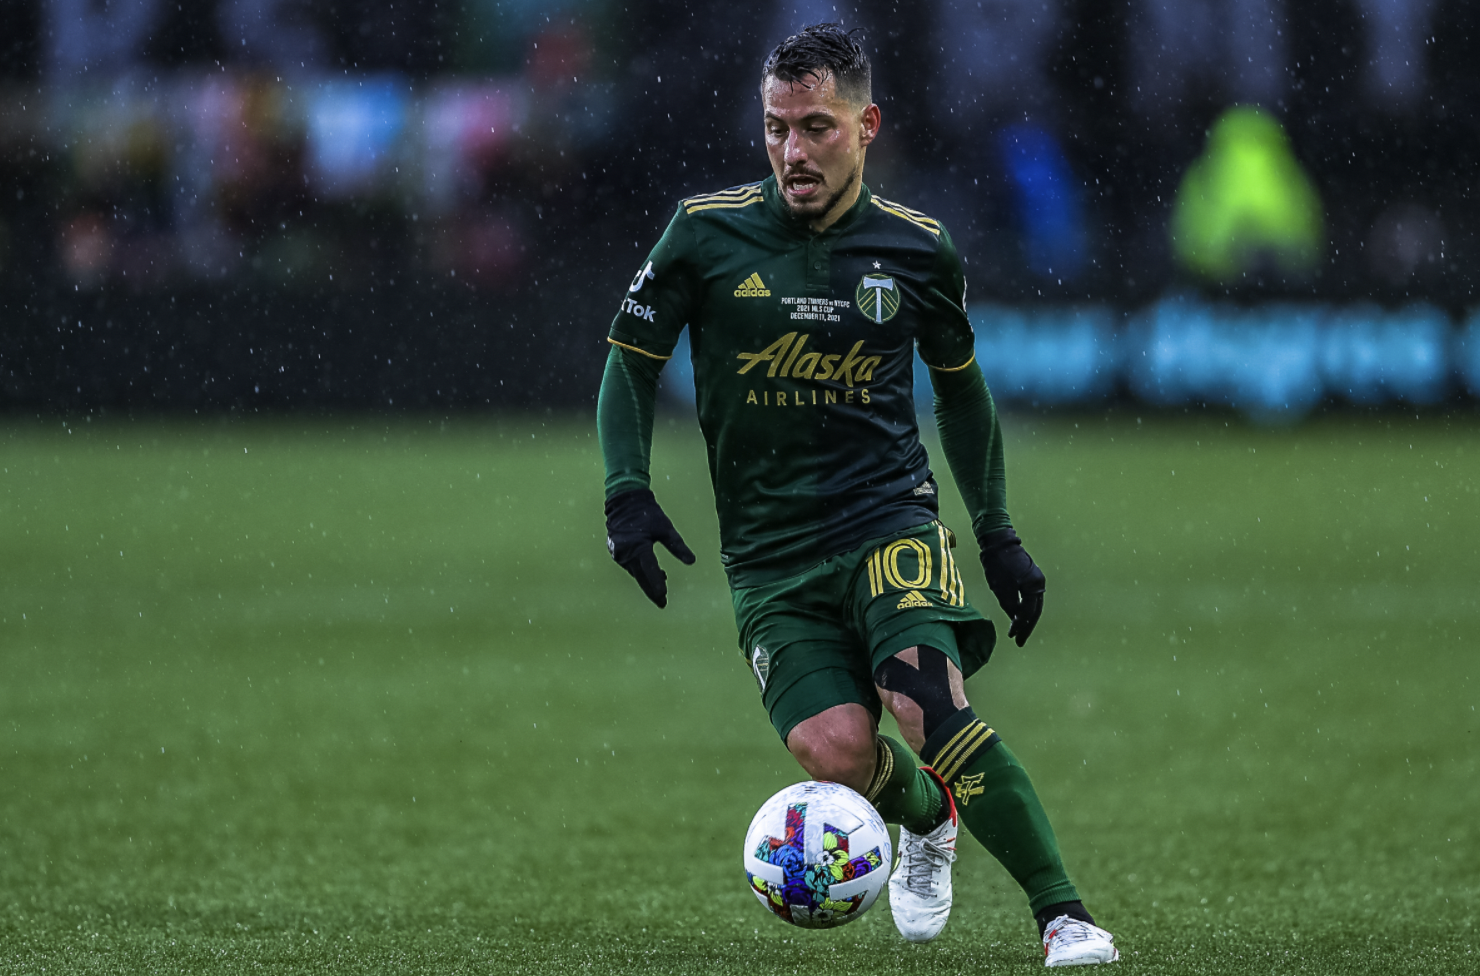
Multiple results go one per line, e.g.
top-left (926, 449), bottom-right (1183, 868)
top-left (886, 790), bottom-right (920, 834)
top-left (597, 24), bottom-right (1118, 967)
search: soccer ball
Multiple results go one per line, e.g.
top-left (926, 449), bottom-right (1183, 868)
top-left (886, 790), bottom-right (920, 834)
top-left (743, 780), bottom-right (892, 928)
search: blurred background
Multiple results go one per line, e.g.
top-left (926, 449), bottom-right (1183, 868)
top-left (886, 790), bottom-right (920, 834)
top-left (4, 6), bottom-right (1478, 966)
top-left (1, 0), bottom-right (1479, 416)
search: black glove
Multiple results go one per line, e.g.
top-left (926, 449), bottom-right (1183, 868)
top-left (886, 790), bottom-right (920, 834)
top-left (977, 527), bottom-right (1046, 647)
top-left (604, 488), bottom-right (696, 608)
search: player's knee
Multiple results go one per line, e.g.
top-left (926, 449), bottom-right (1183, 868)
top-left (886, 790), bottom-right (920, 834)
top-left (873, 645), bottom-right (966, 742)
top-left (786, 706), bottom-right (877, 791)
top-left (795, 740), bottom-right (875, 790)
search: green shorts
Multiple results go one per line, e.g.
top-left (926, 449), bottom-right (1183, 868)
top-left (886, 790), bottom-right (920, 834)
top-left (731, 520), bottom-right (996, 742)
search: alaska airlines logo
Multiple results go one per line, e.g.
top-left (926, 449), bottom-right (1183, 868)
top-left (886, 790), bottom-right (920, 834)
top-left (735, 332), bottom-right (882, 387)
top-left (734, 273), bottom-right (771, 297)
top-left (856, 274), bottom-right (900, 323)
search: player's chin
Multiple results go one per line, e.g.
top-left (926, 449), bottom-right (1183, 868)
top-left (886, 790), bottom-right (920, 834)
top-left (783, 189), bottom-right (827, 214)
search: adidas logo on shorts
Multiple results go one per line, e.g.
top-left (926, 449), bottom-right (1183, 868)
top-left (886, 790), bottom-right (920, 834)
top-left (896, 589), bottom-right (931, 609)
top-left (734, 272), bottom-right (771, 297)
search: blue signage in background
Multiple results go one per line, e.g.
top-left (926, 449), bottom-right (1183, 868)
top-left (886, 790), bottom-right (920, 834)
top-left (661, 302), bottom-right (1472, 421)
top-left (1128, 298), bottom-right (1326, 416)
top-left (1320, 304), bottom-right (1450, 406)
top-left (959, 305), bottom-right (1119, 405)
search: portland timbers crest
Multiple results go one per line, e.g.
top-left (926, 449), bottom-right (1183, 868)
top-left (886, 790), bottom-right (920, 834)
top-left (855, 274), bottom-right (900, 324)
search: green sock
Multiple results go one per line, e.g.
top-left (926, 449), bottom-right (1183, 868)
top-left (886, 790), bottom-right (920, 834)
top-left (921, 709), bottom-right (1080, 914)
top-left (863, 734), bottom-right (943, 835)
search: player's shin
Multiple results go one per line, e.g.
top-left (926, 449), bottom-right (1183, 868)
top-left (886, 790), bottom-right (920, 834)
top-left (920, 708), bottom-right (1080, 914)
top-left (862, 734), bottom-right (944, 835)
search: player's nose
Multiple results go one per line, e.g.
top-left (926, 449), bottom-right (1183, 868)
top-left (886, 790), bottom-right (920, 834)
top-left (784, 130), bottom-right (807, 163)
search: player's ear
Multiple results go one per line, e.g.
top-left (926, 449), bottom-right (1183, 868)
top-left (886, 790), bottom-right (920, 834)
top-left (859, 103), bottom-right (881, 148)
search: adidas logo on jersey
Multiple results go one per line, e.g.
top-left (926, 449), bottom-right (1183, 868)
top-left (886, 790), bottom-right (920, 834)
top-left (896, 590), bottom-right (931, 609)
top-left (734, 273), bottom-right (771, 297)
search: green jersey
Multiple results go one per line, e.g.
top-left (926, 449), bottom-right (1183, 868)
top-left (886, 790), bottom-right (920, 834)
top-left (607, 175), bottom-right (980, 588)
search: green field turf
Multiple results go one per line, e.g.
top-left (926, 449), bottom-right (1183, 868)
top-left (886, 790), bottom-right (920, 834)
top-left (1, 412), bottom-right (1476, 974)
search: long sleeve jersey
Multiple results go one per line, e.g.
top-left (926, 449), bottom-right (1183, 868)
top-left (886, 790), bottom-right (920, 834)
top-left (599, 174), bottom-right (1009, 588)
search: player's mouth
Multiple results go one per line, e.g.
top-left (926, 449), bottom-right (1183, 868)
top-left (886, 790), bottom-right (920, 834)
top-left (784, 171), bottom-right (824, 199)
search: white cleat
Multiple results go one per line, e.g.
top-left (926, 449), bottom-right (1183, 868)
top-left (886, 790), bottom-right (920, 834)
top-left (889, 768), bottom-right (958, 943)
top-left (1042, 915), bottom-right (1120, 967)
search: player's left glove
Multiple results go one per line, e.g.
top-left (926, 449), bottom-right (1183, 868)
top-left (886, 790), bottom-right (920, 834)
top-left (977, 527), bottom-right (1046, 647)
top-left (604, 488), bottom-right (696, 609)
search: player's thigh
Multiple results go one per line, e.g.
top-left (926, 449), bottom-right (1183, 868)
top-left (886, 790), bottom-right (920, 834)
top-left (732, 569), bottom-right (880, 744)
top-left (849, 520), bottom-right (997, 686)
top-left (871, 639), bottom-right (969, 753)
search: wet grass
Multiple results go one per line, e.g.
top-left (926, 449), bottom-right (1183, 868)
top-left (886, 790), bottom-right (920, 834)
top-left (1, 411), bottom-right (1476, 974)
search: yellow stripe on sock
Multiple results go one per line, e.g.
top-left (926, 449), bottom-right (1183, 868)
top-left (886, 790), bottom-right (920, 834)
top-left (939, 726), bottom-right (996, 784)
top-left (864, 739), bottom-right (895, 804)
top-left (935, 728), bottom-right (994, 781)
top-left (937, 727), bottom-right (992, 784)
top-left (928, 721), bottom-right (982, 778)
top-left (936, 724), bottom-right (996, 784)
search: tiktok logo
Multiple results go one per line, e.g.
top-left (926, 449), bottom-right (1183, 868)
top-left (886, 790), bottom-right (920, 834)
top-left (629, 261), bottom-right (656, 293)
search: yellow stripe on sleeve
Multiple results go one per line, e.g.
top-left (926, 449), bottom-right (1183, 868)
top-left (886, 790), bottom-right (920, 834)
top-left (925, 353), bottom-right (977, 374)
top-left (607, 338), bottom-right (673, 361)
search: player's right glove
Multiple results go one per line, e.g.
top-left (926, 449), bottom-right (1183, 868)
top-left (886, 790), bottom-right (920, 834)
top-left (977, 527), bottom-right (1046, 647)
top-left (604, 488), bottom-right (696, 609)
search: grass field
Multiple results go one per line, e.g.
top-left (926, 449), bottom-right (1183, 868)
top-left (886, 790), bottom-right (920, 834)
top-left (1, 411), bottom-right (1476, 974)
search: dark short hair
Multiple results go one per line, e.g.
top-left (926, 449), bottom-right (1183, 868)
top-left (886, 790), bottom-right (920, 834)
top-left (761, 24), bottom-right (872, 106)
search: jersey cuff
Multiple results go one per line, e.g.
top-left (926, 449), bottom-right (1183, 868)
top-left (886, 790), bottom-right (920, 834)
top-left (607, 338), bottom-right (673, 361)
top-left (925, 352), bottom-right (977, 373)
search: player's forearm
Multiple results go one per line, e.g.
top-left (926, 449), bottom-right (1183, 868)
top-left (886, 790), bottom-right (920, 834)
top-left (931, 361), bottom-right (1011, 535)
top-left (598, 344), bottom-right (664, 499)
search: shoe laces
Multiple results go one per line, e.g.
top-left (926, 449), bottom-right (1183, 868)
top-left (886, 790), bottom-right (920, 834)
top-left (1044, 916), bottom-right (1102, 949)
top-left (899, 833), bottom-right (956, 895)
